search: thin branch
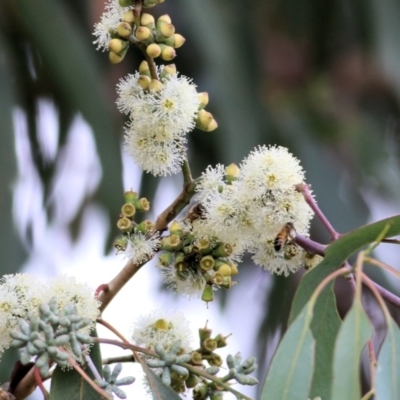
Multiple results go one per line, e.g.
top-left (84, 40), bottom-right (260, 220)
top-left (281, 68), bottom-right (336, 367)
top-left (381, 238), bottom-right (400, 245)
top-left (13, 366), bottom-right (37, 400)
top-left (84, 354), bottom-right (102, 382)
top-left (181, 159), bottom-right (193, 185)
top-left (295, 183), bottom-right (340, 240)
top-left (34, 367), bottom-right (49, 400)
top-left (367, 339), bottom-right (377, 390)
top-left (363, 278), bottom-right (400, 309)
top-left (97, 318), bottom-right (131, 344)
top-left (102, 355), bottom-right (135, 365)
top-left (294, 234), bottom-right (326, 256)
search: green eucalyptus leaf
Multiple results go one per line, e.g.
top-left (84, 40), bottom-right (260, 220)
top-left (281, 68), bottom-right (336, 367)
top-left (260, 306), bottom-right (315, 400)
top-left (141, 366), bottom-right (182, 400)
top-left (290, 215), bottom-right (400, 323)
top-left (331, 298), bottom-right (373, 400)
top-left (375, 317), bottom-right (400, 399)
top-left (50, 329), bottom-right (103, 400)
top-left (308, 283), bottom-right (341, 400)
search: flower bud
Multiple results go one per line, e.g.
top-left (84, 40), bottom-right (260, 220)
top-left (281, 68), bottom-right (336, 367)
top-left (138, 75), bottom-right (151, 90)
top-left (135, 26), bottom-right (153, 43)
top-left (160, 45), bottom-right (176, 61)
top-left (160, 64), bottom-right (177, 80)
top-left (109, 51), bottom-right (124, 64)
top-left (146, 43), bottom-right (162, 58)
top-left (117, 217), bottom-right (132, 232)
top-left (201, 284), bottom-right (214, 303)
top-left (121, 203), bottom-right (136, 217)
top-left (216, 263), bottom-right (231, 276)
top-left (140, 13), bottom-right (155, 29)
top-left (158, 14), bottom-right (171, 24)
top-left (122, 10), bottom-right (135, 24)
top-left (172, 33), bottom-right (186, 48)
top-left (206, 118), bottom-right (218, 132)
top-left (154, 318), bottom-right (169, 330)
top-left (225, 163), bottom-right (240, 182)
top-left (117, 22), bottom-right (132, 38)
top-left (156, 21), bottom-right (175, 41)
top-left (229, 262), bottom-right (239, 275)
top-left (149, 79), bottom-right (163, 91)
top-left (196, 110), bottom-right (213, 130)
top-left (124, 190), bottom-right (138, 203)
top-left (108, 38), bottom-right (128, 54)
top-left (193, 384), bottom-right (208, 400)
top-left (197, 92), bottom-right (209, 110)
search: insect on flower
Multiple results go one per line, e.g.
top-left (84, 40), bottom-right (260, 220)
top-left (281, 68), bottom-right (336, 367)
top-left (274, 222), bottom-right (296, 251)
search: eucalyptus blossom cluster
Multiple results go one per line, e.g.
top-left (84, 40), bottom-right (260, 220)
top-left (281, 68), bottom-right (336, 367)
top-left (0, 274), bottom-right (100, 362)
top-left (130, 310), bottom-right (258, 398)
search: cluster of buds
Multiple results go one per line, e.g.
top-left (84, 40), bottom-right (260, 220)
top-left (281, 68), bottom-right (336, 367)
top-left (10, 298), bottom-right (94, 377)
top-left (95, 363), bottom-right (135, 399)
top-left (195, 92), bottom-right (218, 132)
top-left (136, 13), bottom-right (185, 61)
top-left (114, 190), bottom-right (153, 250)
top-left (158, 218), bottom-right (238, 303)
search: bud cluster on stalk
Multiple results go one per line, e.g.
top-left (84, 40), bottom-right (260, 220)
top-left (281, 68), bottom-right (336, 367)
top-left (114, 190), bottom-right (154, 251)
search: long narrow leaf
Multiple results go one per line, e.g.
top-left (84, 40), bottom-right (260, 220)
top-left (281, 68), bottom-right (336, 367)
top-left (260, 306), bottom-right (315, 400)
top-left (331, 298), bottom-right (372, 400)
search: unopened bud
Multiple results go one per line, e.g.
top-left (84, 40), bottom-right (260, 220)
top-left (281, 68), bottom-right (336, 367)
top-left (117, 22), bottom-right (132, 38)
top-left (135, 26), bottom-right (152, 42)
top-left (196, 110), bottom-right (213, 129)
top-left (198, 92), bottom-right (209, 110)
top-left (141, 13), bottom-right (155, 29)
top-left (158, 14), bottom-right (171, 24)
top-left (206, 118), bottom-right (218, 132)
top-left (160, 64), bottom-right (177, 80)
top-left (122, 10), bottom-right (135, 24)
top-left (185, 373), bottom-right (200, 388)
top-left (124, 190), bottom-right (138, 203)
top-left (146, 43), bottom-right (161, 58)
top-left (225, 163), bottom-right (240, 182)
top-left (138, 75), bottom-right (151, 90)
top-left (157, 22), bottom-right (175, 39)
top-left (109, 51), bottom-right (124, 64)
top-left (201, 284), bottom-right (214, 303)
top-left (108, 39), bottom-right (128, 54)
top-left (139, 60), bottom-right (150, 77)
top-left (149, 79), bottom-right (163, 91)
top-left (160, 45), bottom-right (176, 61)
top-left (216, 263), bottom-right (231, 276)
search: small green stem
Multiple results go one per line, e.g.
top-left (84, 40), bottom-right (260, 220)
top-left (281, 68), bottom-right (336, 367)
top-left (182, 159), bottom-right (193, 185)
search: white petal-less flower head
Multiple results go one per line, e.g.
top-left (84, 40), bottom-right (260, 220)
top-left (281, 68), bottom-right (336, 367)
top-left (117, 68), bottom-right (200, 136)
top-left (251, 241), bottom-right (305, 276)
top-left (123, 231), bottom-right (161, 264)
top-left (130, 309), bottom-right (193, 354)
top-left (238, 145), bottom-right (306, 199)
top-left (124, 128), bottom-right (187, 176)
top-left (159, 263), bottom-right (206, 300)
top-left (93, 0), bottom-right (129, 51)
top-left (43, 275), bottom-right (100, 330)
top-left (195, 164), bottom-right (226, 202)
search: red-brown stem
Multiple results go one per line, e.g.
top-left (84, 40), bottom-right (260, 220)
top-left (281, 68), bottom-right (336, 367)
top-left (97, 318), bottom-right (131, 344)
top-left (296, 183), bottom-right (340, 240)
top-left (13, 367), bottom-right (37, 400)
top-left (98, 260), bottom-right (141, 313)
top-left (367, 339), bottom-right (377, 389)
top-left (363, 278), bottom-right (400, 309)
top-left (34, 367), bottom-right (49, 400)
top-left (95, 284), bottom-right (109, 299)
top-left (294, 234), bottom-right (326, 255)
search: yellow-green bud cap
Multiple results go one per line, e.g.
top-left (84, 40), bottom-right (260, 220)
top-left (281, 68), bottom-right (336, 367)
top-left (139, 60), bottom-right (150, 75)
top-left (199, 255), bottom-right (215, 271)
top-left (138, 75), bottom-right (151, 90)
top-left (169, 220), bottom-right (184, 236)
top-left (158, 251), bottom-right (173, 267)
top-left (158, 22), bottom-right (175, 38)
top-left (136, 219), bottom-right (154, 233)
top-left (154, 318), bottom-right (169, 330)
top-left (206, 118), bottom-right (218, 132)
top-left (114, 236), bottom-right (128, 251)
top-left (158, 14), bottom-right (171, 24)
top-left (117, 22), bottom-right (132, 38)
top-left (196, 110), bottom-right (213, 129)
top-left (201, 284), bottom-right (214, 303)
top-left (108, 39), bottom-right (128, 54)
top-left (196, 238), bottom-right (212, 254)
top-left (119, 0), bottom-right (133, 6)
top-left (191, 351), bottom-right (203, 366)
top-left (122, 10), bottom-right (135, 24)
top-left (149, 79), bottom-right (163, 91)
top-left (146, 43), bottom-right (161, 58)
top-left (197, 92), bottom-right (209, 110)
top-left (185, 373), bottom-right (200, 388)
top-left (121, 203), bottom-right (136, 217)
top-left (202, 338), bottom-right (217, 352)
top-left (160, 45), bottom-right (176, 61)
top-left (117, 217), bottom-right (132, 232)
top-left (225, 163), bottom-right (240, 177)
top-left (109, 51), bottom-right (124, 64)
top-left (160, 64), bottom-right (177, 80)
top-left (229, 262), bottom-right (239, 275)
top-left (216, 263), bottom-right (231, 276)
top-left (134, 197), bottom-right (150, 211)
top-left (135, 26), bottom-right (152, 42)
top-left (212, 243), bottom-right (232, 258)
top-left (124, 190), bottom-right (138, 203)
top-left (140, 13), bottom-right (155, 28)
top-left (172, 33), bottom-right (186, 48)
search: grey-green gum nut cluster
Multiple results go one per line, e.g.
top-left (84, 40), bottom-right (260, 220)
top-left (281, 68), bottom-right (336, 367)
top-left (95, 363), bottom-right (135, 399)
top-left (225, 353), bottom-right (259, 386)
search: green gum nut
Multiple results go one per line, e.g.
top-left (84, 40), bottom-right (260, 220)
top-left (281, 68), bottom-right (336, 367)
top-left (208, 353), bottom-right (223, 367)
top-left (158, 252), bottom-right (173, 267)
top-left (174, 252), bottom-right (187, 271)
top-left (137, 220), bottom-right (154, 233)
top-left (193, 384), bottom-right (208, 400)
top-left (134, 197), bottom-right (150, 211)
top-left (117, 217), bottom-right (132, 232)
top-left (202, 338), bottom-right (217, 352)
top-left (212, 243), bottom-right (232, 258)
top-left (201, 284), bottom-right (214, 303)
top-left (185, 373), bottom-right (200, 388)
top-left (199, 255), bottom-right (215, 271)
top-left (196, 237), bottom-right (212, 254)
top-left (114, 236), bottom-right (128, 251)
top-left (214, 333), bottom-right (230, 348)
top-left (191, 351), bottom-right (203, 365)
top-left (169, 220), bottom-right (183, 236)
top-left (198, 326), bottom-right (212, 342)
top-left (124, 190), bottom-right (138, 203)
top-left (121, 202), bottom-right (136, 217)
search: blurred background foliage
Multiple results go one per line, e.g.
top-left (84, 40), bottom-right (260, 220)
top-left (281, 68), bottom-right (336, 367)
top-left (1, 0), bottom-right (400, 395)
